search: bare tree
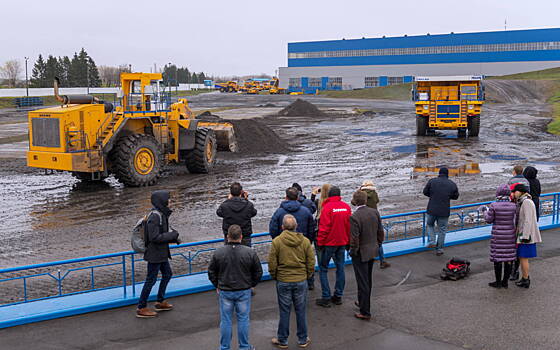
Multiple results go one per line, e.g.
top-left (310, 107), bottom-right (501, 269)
top-left (0, 60), bottom-right (22, 87)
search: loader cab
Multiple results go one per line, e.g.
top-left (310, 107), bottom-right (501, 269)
top-left (120, 73), bottom-right (170, 113)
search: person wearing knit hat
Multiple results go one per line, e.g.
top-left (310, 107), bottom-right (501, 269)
top-left (358, 180), bottom-right (390, 269)
top-left (422, 167), bottom-right (460, 255)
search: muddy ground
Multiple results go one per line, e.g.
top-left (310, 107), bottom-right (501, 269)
top-left (0, 88), bottom-right (559, 269)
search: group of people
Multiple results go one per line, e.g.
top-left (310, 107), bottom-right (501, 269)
top-left (132, 164), bottom-right (543, 350)
top-left (483, 165), bottom-right (542, 289)
top-left (211, 181), bottom-right (387, 349)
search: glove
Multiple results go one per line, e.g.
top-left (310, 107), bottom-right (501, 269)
top-left (176, 237), bottom-right (182, 245)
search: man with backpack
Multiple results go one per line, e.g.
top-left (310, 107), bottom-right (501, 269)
top-left (136, 190), bottom-right (180, 318)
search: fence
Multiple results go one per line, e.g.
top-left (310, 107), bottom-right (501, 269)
top-left (1, 193), bottom-right (559, 308)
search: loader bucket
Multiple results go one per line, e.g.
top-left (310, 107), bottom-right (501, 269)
top-left (198, 121), bottom-right (238, 152)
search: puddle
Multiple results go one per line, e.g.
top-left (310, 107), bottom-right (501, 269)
top-left (345, 128), bottom-right (403, 137)
top-left (488, 154), bottom-right (527, 161)
top-left (392, 145), bottom-right (416, 153)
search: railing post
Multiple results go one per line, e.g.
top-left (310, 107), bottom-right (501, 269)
top-left (57, 269), bottom-right (62, 296)
top-left (122, 255), bottom-right (127, 298)
top-left (131, 254), bottom-right (136, 296)
top-left (422, 212), bottom-right (426, 244)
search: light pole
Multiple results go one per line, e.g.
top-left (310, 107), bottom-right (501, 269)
top-left (24, 57), bottom-right (29, 97)
top-left (86, 64), bottom-right (90, 94)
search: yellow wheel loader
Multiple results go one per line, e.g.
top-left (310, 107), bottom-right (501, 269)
top-left (27, 72), bottom-right (237, 186)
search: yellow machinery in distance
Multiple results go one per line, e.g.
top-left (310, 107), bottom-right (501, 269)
top-left (215, 81), bottom-right (239, 93)
top-left (27, 72), bottom-right (237, 186)
top-left (413, 76), bottom-right (484, 137)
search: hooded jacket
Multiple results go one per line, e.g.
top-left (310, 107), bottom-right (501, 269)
top-left (423, 169), bottom-right (459, 217)
top-left (268, 230), bottom-right (316, 283)
top-left (516, 193), bottom-right (542, 244)
top-left (208, 242), bottom-right (263, 291)
top-left (523, 166), bottom-right (541, 219)
top-left (269, 200), bottom-right (316, 241)
top-left (298, 193), bottom-right (317, 215)
top-left (484, 185), bottom-right (517, 262)
top-left (361, 188), bottom-right (379, 209)
top-left (317, 196), bottom-right (351, 246)
top-left (144, 190), bottom-right (179, 264)
top-left (217, 197), bottom-right (258, 238)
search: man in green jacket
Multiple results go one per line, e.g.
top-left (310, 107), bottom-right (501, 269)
top-left (269, 214), bottom-right (315, 349)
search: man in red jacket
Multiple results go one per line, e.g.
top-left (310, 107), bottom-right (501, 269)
top-left (315, 186), bottom-right (351, 308)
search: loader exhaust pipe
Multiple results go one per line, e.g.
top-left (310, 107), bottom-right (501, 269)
top-left (53, 77), bottom-right (100, 105)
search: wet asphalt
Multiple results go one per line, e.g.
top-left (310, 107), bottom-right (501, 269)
top-left (0, 93), bottom-right (559, 267)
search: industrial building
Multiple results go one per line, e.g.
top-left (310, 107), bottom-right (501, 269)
top-left (279, 28), bottom-right (560, 93)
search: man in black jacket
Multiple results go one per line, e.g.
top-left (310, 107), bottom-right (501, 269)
top-left (217, 182), bottom-right (258, 247)
top-left (136, 190), bottom-right (180, 318)
top-left (349, 190), bottom-right (385, 320)
top-left (208, 225), bottom-right (263, 350)
top-left (423, 168), bottom-right (459, 255)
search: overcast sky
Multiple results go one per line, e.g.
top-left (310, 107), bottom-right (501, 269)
top-left (2, 0), bottom-right (559, 77)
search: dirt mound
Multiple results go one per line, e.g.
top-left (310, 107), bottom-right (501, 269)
top-left (277, 99), bottom-right (325, 116)
top-left (224, 118), bottom-right (289, 154)
top-left (196, 111), bottom-right (221, 120)
top-left (484, 80), bottom-right (555, 103)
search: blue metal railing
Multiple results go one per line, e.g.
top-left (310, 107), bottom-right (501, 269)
top-left (1, 193), bottom-right (559, 307)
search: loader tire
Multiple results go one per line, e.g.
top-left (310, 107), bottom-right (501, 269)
top-left (416, 116), bottom-right (428, 136)
top-left (468, 116), bottom-right (480, 137)
top-left (220, 88), bottom-right (226, 93)
top-left (109, 134), bottom-right (163, 187)
top-left (185, 128), bottom-right (217, 174)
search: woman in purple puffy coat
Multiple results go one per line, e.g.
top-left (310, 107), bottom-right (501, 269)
top-left (483, 184), bottom-right (517, 289)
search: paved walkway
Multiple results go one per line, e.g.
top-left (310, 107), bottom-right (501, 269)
top-left (2, 229), bottom-right (560, 350)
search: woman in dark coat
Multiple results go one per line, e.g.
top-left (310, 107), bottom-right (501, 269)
top-left (483, 184), bottom-right (517, 288)
top-left (523, 166), bottom-right (541, 221)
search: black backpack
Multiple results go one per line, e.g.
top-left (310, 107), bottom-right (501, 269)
top-left (440, 257), bottom-right (471, 281)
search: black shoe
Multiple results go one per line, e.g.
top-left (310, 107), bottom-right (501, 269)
top-left (315, 298), bottom-right (332, 308)
top-left (510, 271), bottom-right (519, 281)
top-left (501, 280), bottom-right (509, 289)
top-left (354, 301), bottom-right (360, 308)
top-left (515, 277), bottom-right (530, 288)
top-left (331, 296), bottom-right (342, 305)
top-left (436, 250), bottom-right (444, 256)
top-left (488, 281), bottom-right (502, 289)
top-left (308, 284), bottom-right (314, 291)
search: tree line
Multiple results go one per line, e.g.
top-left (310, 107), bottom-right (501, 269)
top-left (162, 64), bottom-right (208, 85)
top-left (30, 48), bottom-right (101, 88)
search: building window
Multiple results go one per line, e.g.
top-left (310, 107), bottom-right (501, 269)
top-left (289, 78), bottom-right (301, 88)
top-left (308, 78), bottom-right (321, 87)
top-left (364, 76), bottom-right (379, 87)
top-left (287, 40), bottom-right (560, 59)
top-left (387, 77), bottom-right (404, 85)
top-left (327, 77), bottom-right (342, 89)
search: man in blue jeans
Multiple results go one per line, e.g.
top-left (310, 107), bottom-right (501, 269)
top-left (423, 168), bottom-right (459, 255)
top-left (315, 186), bottom-right (351, 307)
top-left (136, 190), bottom-right (180, 318)
top-left (268, 215), bottom-right (316, 348)
top-left (208, 225), bottom-right (263, 350)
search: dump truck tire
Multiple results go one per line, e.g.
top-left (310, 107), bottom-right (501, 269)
top-left (185, 128), bottom-right (217, 174)
top-left (220, 88), bottom-right (226, 93)
top-left (416, 116), bottom-right (427, 136)
top-left (468, 116), bottom-right (480, 137)
top-left (109, 134), bottom-right (163, 187)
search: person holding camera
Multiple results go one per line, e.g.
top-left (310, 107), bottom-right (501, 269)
top-left (217, 182), bottom-right (258, 247)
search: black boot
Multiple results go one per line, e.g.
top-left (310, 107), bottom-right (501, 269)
top-left (510, 259), bottom-right (520, 281)
top-left (489, 262), bottom-right (502, 289)
top-left (502, 262), bottom-right (512, 289)
top-left (515, 277), bottom-right (530, 288)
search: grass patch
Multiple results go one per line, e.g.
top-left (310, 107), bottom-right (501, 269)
top-left (547, 85), bottom-right (560, 135)
top-left (319, 83), bottom-right (411, 100)
top-left (490, 67), bottom-right (560, 80)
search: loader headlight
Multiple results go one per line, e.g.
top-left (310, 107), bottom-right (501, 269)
top-left (423, 105), bottom-right (429, 110)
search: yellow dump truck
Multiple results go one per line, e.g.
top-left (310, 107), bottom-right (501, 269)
top-left (413, 76), bottom-right (484, 137)
top-left (27, 73), bottom-right (237, 186)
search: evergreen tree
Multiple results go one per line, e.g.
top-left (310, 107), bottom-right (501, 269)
top-left (87, 57), bottom-right (101, 87)
top-left (190, 72), bottom-right (197, 84)
top-left (30, 54), bottom-right (47, 88)
top-left (44, 55), bottom-right (62, 86)
top-left (198, 72), bottom-right (206, 83)
top-left (59, 56), bottom-right (71, 87)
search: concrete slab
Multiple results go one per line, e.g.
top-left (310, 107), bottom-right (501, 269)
top-left (1, 229), bottom-right (559, 350)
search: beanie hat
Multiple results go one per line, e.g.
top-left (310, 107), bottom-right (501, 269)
top-left (439, 167), bottom-right (449, 176)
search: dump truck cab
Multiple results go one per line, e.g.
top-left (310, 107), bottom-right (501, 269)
top-left (413, 76), bottom-right (484, 137)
